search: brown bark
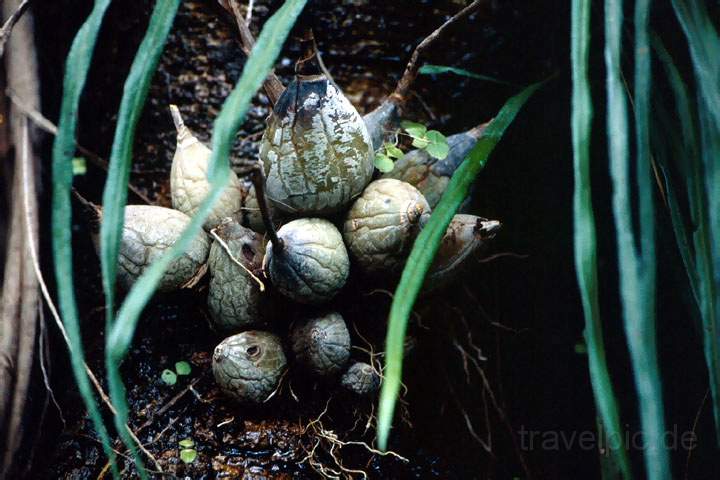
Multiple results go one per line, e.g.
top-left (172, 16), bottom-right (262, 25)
top-left (0, 0), bottom-right (40, 475)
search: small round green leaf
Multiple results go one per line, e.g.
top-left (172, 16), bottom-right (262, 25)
top-left (180, 448), bottom-right (197, 464)
top-left (401, 120), bottom-right (427, 138)
top-left (72, 157), bottom-right (87, 176)
top-left (426, 130), bottom-right (447, 144)
top-left (424, 130), bottom-right (450, 159)
top-left (385, 143), bottom-right (405, 159)
top-left (178, 438), bottom-right (195, 448)
top-left (374, 153), bottom-right (395, 173)
top-left (411, 136), bottom-right (430, 149)
top-left (161, 369), bottom-right (177, 385)
top-left (175, 361), bottom-right (192, 376)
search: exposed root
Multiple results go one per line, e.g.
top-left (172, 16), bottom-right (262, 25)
top-left (37, 308), bottom-right (65, 428)
top-left (299, 397), bottom-right (408, 479)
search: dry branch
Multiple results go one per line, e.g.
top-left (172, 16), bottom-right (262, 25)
top-left (0, 0), bottom-right (30, 58)
top-left (219, 0), bottom-right (489, 110)
top-left (0, 0), bottom-right (40, 474)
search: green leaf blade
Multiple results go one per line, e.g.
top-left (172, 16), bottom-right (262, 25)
top-left (161, 369), bottom-right (177, 385)
top-left (418, 64), bottom-right (511, 85)
top-left (605, 0), bottom-right (670, 478)
top-left (377, 81), bottom-right (542, 450)
top-left (425, 130), bottom-right (449, 159)
top-left (104, 10), bottom-right (308, 479)
top-left (50, 0), bottom-right (118, 475)
top-left (571, 0), bottom-right (632, 477)
top-left (99, 1), bottom-right (182, 477)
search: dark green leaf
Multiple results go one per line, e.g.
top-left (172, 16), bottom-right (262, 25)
top-left (377, 81), bottom-right (542, 451)
top-left (51, 0), bottom-right (119, 475)
top-left (572, 0), bottom-right (632, 477)
top-left (418, 64), bottom-right (510, 85)
top-left (101, 1), bottom-right (182, 476)
top-left (605, 0), bottom-right (669, 477)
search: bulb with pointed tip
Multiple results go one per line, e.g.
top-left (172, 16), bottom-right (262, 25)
top-left (259, 75), bottom-right (374, 216)
top-left (169, 105), bottom-right (243, 231)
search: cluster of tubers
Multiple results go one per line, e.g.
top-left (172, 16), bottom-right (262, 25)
top-left (106, 49), bottom-right (500, 404)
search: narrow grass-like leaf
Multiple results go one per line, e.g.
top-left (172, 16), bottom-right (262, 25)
top-left (50, 0), bottom-right (117, 476)
top-left (104, 0), bottom-right (307, 474)
top-left (419, 64), bottom-right (511, 85)
top-left (676, 3), bottom-right (720, 446)
top-left (571, 0), bottom-right (632, 477)
top-left (100, 0), bottom-right (181, 327)
top-left (654, 20), bottom-right (720, 445)
top-left (99, 1), bottom-right (181, 475)
top-left (377, 81), bottom-right (542, 450)
top-left (605, 0), bottom-right (670, 478)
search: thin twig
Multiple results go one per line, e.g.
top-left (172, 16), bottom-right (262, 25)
top-left (222, 0), bottom-right (285, 104)
top-left (209, 227), bottom-right (266, 291)
top-left (391, 0), bottom-right (488, 104)
top-left (0, 0), bottom-right (31, 58)
top-left (239, 162), bottom-right (284, 252)
top-left (245, 0), bottom-right (253, 25)
top-left (6, 88), bottom-right (153, 205)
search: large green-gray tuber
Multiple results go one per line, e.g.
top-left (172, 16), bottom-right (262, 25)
top-left (259, 74), bottom-right (375, 216)
top-left (112, 205), bottom-right (210, 292)
top-left (212, 331), bottom-right (287, 404)
top-left (207, 219), bottom-right (265, 331)
top-left (264, 218), bottom-right (350, 304)
top-left (290, 312), bottom-right (351, 376)
top-left (343, 179), bottom-right (431, 274)
top-left (169, 105), bottom-right (243, 231)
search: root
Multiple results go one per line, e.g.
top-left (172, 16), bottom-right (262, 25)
top-left (299, 398), bottom-right (408, 479)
